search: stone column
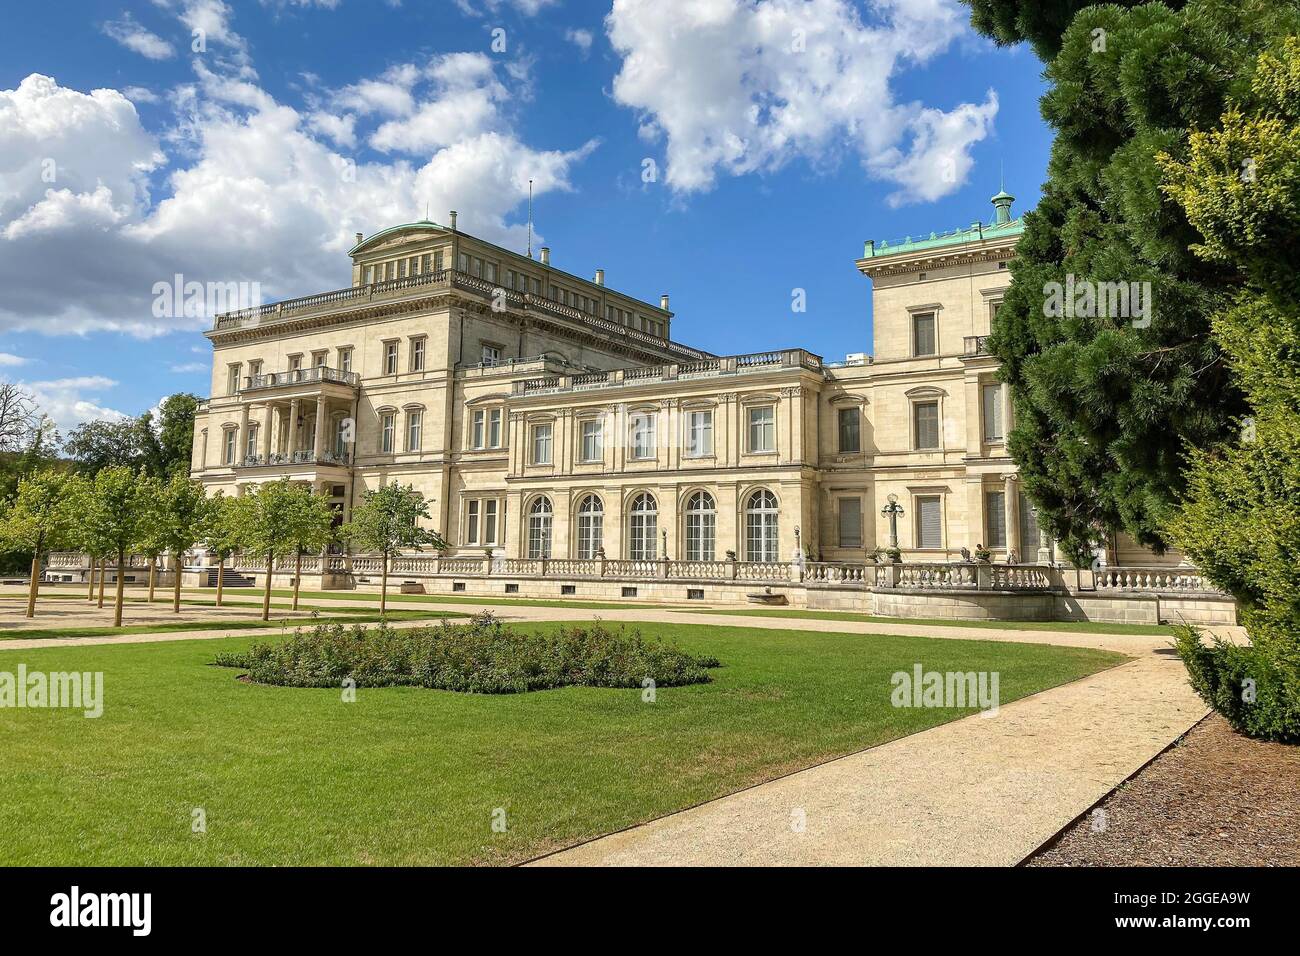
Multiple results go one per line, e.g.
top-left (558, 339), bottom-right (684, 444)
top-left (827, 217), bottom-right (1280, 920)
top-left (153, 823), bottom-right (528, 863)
top-left (287, 399), bottom-right (301, 456)
top-left (1004, 474), bottom-right (1020, 559)
top-left (313, 396), bottom-right (327, 460)
top-left (237, 404), bottom-right (250, 464)
top-left (261, 404), bottom-right (274, 458)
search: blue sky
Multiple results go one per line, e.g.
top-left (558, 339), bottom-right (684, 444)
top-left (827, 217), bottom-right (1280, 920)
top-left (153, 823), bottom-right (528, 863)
top-left (0, 0), bottom-right (1049, 432)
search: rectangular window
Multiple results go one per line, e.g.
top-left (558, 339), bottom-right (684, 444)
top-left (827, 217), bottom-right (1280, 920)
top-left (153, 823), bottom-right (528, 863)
top-left (747, 406), bottom-right (775, 453)
top-left (397, 259), bottom-right (407, 279)
top-left (1019, 490), bottom-right (1040, 556)
top-left (580, 419), bottom-right (603, 462)
top-left (839, 498), bottom-right (863, 549)
top-left (485, 262), bottom-right (497, 283)
top-left (531, 422), bottom-right (553, 465)
top-left (337, 348), bottom-right (352, 373)
top-left (410, 337), bottom-right (426, 372)
top-left (838, 407), bottom-right (861, 453)
top-left (223, 429), bottom-right (236, 465)
top-left (488, 408), bottom-right (502, 448)
top-left (363, 265), bottom-right (374, 284)
top-left (247, 360), bottom-right (262, 380)
top-left (914, 401), bottom-right (940, 450)
top-left (467, 500), bottom-right (479, 544)
top-left (288, 354), bottom-right (302, 372)
top-left (433, 250), bottom-right (444, 272)
top-left (561, 584), bottom-right (577, 596)
top-left (408, 256), bottom-right (418, 276)
top-left (313, 351), bottom-right (328, 368)
top-left (244, 424), bottom-right (259, 461)
top-left (420, 254), bottom-right (431, 274)
top-left (471, 257), bottom-right (483, 278)
top-left (457, 252), bottom-right (469, 272)
top-left (379, 412), bottom-right (395, 453)
top-left (481, 344), bottom-right (500, 366)
top-left (484, 500), bottom-right (498, 544)
top-left (685, 410), bottom-right (713, 457)
top-left (983, 383), bottom-right (1004, 441)
top-left (630, 413), bottom-right (656, 460)
top-left (227, 364), bottom-right (241, 395)
top-left (471, 409), bottom-right (485, 450)
top-left (383, 341), bottom-right (399, 375)
top-left (916, 495), bottom-right (943, 549)
top-left (406, 410), bottom-right (422, 451)
top-left (912, 313), bottom-right (937, 357)
top-left (985, 490), bottom-right (1007, 549)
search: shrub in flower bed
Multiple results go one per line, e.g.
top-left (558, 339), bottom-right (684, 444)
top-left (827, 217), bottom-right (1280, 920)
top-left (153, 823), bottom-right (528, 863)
top-left (212, 612), bottom-right (719, 694)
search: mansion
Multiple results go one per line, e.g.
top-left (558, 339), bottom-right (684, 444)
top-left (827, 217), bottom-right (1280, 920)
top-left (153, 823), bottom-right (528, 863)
top-left (191, 192), bottom-right (1165, 572)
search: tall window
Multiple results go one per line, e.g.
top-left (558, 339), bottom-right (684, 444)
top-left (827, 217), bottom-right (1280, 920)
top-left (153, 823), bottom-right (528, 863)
top-left (313, 351), bottom-right (328, 368)
top-left (685, 491), bottom-right (716, 561)
top-left (914, 401), bottom-right (940, 450)
top-left (227, 364), bottom-right (241, 395)
top-left (333, 419), bottom-right (349, 459)
top-left (527, 497), bottom-right (553, 559)
top-left (839, 498), bottom-right (863, 548)
top-left (580, 418), bottom-right (603, 462)
top-left (405, 409), bottom-right (422, 452)
top-left (383, 341), bottom-right (399, 375)
top-left (983, 383), bottom-right (1004, 441)
top-left (747, 406), bottom-right (775, 453)
top-left (985, 490), bottom-right (1007, 548)
top-left (410, 337), bottom-right (426, 372)
top-left (481, 344), bottom-right (501, 366)
top-left (630, 413), bottom-right (656, 460)
top-left (745, 489), bottom-right (779, 562)
top-left (916, 495), bottom-right (942, 549)
top-left (685, 410), bottom-right (713, 457)
top-left (912, 312), bottom-right (937, 356)
top-left (487, 409), bottom-right (502, 448)
top-left (484, 499), bottom-right (498, 544)
top-left (531, 422), bottom-right (553, 465)
top-left (838, 407), bottom-right (861, 453)
top-left (338, 348), bottom-right (352, 373)
top-left (471, 409), bottom-right (485, 450)
top-left (223, 428), bottom-right (236, 465)
top-left (244, 424), bottom-right (259, 461)
top-left (577, 495), bottom-right (603, 559)
top-left (380, 411), bottom-right (395, 453)
top-left (628, 493), bottom-right (658, 560)
top-left (467, 500), bottom-right (479, 544)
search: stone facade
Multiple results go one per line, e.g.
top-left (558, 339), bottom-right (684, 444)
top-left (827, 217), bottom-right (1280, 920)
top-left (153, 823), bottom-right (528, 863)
top-left (190, 195), bottom-right (1176, 569)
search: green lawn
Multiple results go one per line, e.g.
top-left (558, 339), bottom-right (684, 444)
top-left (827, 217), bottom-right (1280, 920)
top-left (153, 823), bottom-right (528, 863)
top-left (0, 622), bottom-right (1124, 865)
top-left (687, 607), bottom-right (1174, 636)
top-left (1, 608), bottom-right (464, 641)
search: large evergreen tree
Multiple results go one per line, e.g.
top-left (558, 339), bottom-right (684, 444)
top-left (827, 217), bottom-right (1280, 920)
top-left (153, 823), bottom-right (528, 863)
top-left (963, 0), bottom-right (1300, 561)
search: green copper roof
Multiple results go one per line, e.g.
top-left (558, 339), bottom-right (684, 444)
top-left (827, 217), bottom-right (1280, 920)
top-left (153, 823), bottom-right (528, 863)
top-left (348, 219), bottom-right (447, 255)
top-left (861, 215), bottom-right (1024, 259)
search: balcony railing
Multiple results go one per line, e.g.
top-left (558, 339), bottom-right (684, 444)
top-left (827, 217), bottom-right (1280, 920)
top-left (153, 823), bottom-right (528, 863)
top-left (964, 335), bottom-right (993, 356)
top-left (511, 349), bottom-right (824, 397)
top-left (212, 269), bottom-right (709, 362)
top-left (242, 366), bottom-right (360, 390)
top-left (237, 450), bottom-right (352, 468)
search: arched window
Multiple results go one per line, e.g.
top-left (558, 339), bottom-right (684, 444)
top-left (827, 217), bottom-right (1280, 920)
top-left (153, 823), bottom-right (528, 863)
top-left (527, 497), bottom-right (553, 560)
top-left (628, 492), bottom-right (658, 561)
top-left (745, 489), bottom-right (779, 563)
top-left (685, 491), bottom-right (716, 561)
top-left (576, 495), bottom-right (603, 560)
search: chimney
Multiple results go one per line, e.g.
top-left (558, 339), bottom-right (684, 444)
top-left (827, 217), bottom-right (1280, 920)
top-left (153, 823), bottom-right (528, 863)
top-left (660, 294), bottom-right (670, 311)
top-left (594, 269), bottom-right (605, 286)
top-left (540, 246), bottom-right (550, 265)
top-left (354, 232), bottom-right (363, 246)
top-left (449, 210), bottom-right (458, 231)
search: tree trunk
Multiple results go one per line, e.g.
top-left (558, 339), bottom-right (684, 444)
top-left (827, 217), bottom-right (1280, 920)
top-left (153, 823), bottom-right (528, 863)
top-left (87, 559), bottom-right (95, 602)
top-left (26, 540), bottom-right (41, 619)
top-left (147, 556), bottom-right (157, 602)
top-left (97, 558), bottom-right (106, 608)
top-left (380, 551), bottom-right (389, 615)
top-left (293, 550), bottom-right (302, 610)
top-left (172, 553), bottom-right (182, 613)
top-left (216, 556), bottom-right (225, 607)
top-left (261, 550), bottom-right (273, 622)
top-left (113, 550), bottom-right (125, 628)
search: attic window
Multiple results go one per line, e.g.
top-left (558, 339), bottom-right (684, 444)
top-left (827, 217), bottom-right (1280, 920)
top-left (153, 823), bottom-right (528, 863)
top-left (918, 272), bottom-right (927, 280)
top-left (998, 261), bottom-right (1008, 269)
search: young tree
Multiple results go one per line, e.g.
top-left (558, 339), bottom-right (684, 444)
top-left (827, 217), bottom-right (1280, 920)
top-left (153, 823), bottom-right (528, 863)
top-left (80, 466), bottom-right (150, 628)
top-left (961, 0), bottom-right (1300, 561)
top-left (201, 492), bottom-right (241, 608)
top-left (234, 480), bottom-right (323, 621)
top-left (136, 474), bottom-right (167, 603)
top-left (342, 482), bottom-right (447, 614)
top-left (147, 474), bottom-right (212, 614)
top-left (0, 470), bottom-right (78, 618)
top-left (1160, 37), bottom-right (1300, 739)
top-left (285, 491), bottom-right (337, 611)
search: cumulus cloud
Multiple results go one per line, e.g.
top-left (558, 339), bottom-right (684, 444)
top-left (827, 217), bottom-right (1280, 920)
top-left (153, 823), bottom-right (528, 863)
top-left (0, 352), bottom-right (27, 367)
top-left (605, 0), bottom-right (996, 201)
top-left (565, 28), bottom-right (594, 56)
top-left (19, 376), bottom-right (128, 432)
top-left (0, 38), bottom-right (594, 337)
top-left (102, 14), bottom-right (176, 60)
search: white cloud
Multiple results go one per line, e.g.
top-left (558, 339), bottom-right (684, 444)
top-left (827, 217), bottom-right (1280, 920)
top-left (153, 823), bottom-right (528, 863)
top-left (0, 352), bottom-right (27, 367)
top-left (103, 14), bottom-right (176, 60)
top-left (306, 110), bottom-right (356, 147)
top-left (169, 361), bottom-right (208, 373)
top-left (565, 28), bottom-right (594, 56)
top-left (124, 86), bottom-right (163, 104)
top-left (19, 376), bottom-right (128, 432)
top-left (605, 0), bottom-right (996, 201)
top-left (454, 0), bottom-right (557, 16)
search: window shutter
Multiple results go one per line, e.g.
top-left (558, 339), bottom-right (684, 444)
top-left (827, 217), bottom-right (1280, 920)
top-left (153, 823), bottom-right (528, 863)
top-left (839, 498), bottom-right (862, 548)
top-left (918, 497), bottom-right (942, 549)
top-left (985, 491), bottom-right (1006, 548)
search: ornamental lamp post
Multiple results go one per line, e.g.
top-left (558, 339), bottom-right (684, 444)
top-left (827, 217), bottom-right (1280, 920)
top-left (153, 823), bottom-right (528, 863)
top-left (881, 493), bottom-right (904, 550)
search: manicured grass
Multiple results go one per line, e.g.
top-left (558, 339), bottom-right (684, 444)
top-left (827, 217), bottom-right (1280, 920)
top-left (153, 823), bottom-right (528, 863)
top-left (0, 622), bottom-right (1125, 865)
top-left (686, 607), bottom-right (1174, 636)
top-left (1, 609), bottom-right (465, 641)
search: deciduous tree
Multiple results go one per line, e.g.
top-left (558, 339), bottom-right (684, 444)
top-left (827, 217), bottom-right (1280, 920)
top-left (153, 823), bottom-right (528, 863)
top-left (0, 470), bottom-right (78, 618)
top-left (342, 483), bottom-right (446, 614)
